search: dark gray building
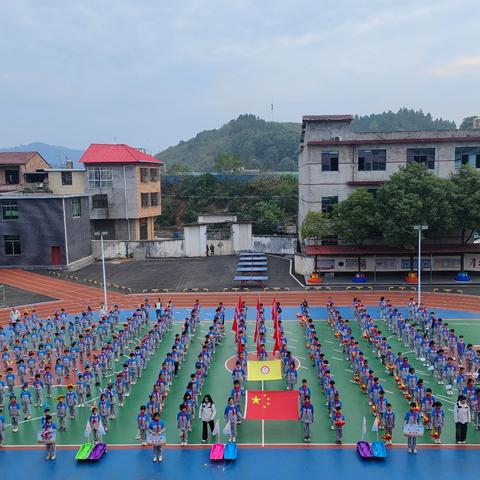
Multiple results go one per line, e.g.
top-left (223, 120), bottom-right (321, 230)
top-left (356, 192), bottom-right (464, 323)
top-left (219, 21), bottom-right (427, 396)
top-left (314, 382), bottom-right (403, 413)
top-left (0, 194), bottom-right (92, 268)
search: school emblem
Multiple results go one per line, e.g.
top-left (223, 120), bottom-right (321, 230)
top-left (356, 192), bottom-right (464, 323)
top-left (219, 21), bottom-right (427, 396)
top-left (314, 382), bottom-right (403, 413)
top-left (260, 365), bottom-right (270, 374)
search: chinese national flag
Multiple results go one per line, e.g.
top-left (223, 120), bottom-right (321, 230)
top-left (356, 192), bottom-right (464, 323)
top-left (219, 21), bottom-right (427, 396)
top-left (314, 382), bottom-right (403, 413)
top-left (244, 390), bottom-right (299, 420)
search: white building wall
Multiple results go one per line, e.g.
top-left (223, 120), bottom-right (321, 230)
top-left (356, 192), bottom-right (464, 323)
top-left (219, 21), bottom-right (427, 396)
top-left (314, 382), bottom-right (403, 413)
top-left (184, 225), bottom-right (207, 257)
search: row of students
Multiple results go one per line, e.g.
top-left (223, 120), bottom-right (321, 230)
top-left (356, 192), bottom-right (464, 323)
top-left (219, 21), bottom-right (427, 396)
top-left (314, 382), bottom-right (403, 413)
top-left (299, 301), bottom-right (345, 444)
top-left (352, 299), bottom-right (450, 447)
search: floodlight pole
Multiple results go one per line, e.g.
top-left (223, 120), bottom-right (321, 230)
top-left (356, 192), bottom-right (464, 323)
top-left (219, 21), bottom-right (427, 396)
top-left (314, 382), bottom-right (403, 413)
top-left (95, 231), bottom-right (109, 310)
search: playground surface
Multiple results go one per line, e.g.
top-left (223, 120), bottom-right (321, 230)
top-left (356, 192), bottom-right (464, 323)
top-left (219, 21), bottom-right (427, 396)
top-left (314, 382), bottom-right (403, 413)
top-left (0, 268), bottom-right (480, 478)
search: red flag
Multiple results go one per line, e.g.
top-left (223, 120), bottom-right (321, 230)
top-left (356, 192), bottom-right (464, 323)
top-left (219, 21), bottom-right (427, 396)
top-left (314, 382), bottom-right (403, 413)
top-left (272, 324), bottom-right (281, 355)
top-left (238, 295), bottom-right (243, 311)
top-left (244, 390), bottom-right (299, 420)
top-left (232, 306), bottom-right (238, 334)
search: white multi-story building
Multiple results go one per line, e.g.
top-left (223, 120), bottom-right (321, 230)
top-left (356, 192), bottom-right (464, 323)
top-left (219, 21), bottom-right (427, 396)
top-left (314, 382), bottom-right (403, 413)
top-left (298, 115), bottom-right (480, 227)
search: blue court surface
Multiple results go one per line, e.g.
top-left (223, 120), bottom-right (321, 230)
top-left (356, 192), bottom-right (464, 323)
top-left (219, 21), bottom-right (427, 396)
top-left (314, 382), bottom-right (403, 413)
top-left (0, 447), bottom-right (476, 480)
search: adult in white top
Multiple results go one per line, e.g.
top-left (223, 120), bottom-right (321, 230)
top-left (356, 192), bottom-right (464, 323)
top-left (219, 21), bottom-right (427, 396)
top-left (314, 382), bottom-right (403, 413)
top-left (199, 394), bottom-right (217, 443)
top-left (454, 394), bottom-right (471, 444)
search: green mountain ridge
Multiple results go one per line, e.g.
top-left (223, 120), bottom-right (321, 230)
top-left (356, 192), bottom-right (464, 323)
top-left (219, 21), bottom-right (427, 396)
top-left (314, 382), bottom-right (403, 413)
top-left (156, 109), bottom-right (464, 172)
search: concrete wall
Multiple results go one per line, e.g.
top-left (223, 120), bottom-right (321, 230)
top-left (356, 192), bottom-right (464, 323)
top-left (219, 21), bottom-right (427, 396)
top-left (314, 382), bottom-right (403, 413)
top-left (198, 214), bottom-right (237, 223)
top-left (92, 239), bottom-right (184, 259)
top-left (253, 235), bottom-right (296, 254)
top-left (232, 223), bottom-right (252, 252)
top-left (0, 196), bottom-right (91, 267)
top-left (64, 197), bottom-right (92, 263)
top-left (294, 253), bottom-right (315, 275)
top-left (87, 165), bottom-right (138, 220)
top-left (184, 225), bottom-right (207, 257)
top-left (48, 171), bottom-right (85, 195)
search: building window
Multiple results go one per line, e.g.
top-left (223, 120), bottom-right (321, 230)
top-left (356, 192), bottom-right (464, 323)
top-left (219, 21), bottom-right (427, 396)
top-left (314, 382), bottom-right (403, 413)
top-left (92, 194), bottom-right (108, 209)
top-left (358, 149), bottom-right (386, 171)
top-left (72, 198), bottom-right (82, 217)
top-left (150, 168), bottom-right (160, 182)
top-left (367, 188), bottom-right (378, 198)
top-left (61, 171), bottom-right (73, 185)
top-left (454, 147), bottom-right (480, 168)
top-left (140, 168), bottom-right (149, 183)
top-left (4, 235), bottom-right (21, 255)
top-left (321, 196), bottom-right (338, 214)
top-left (407, 148), bottom-right (435, 169)
top-left (141, 193), bottom-right (150, 207)
top-left (87, 168), bottom-right (113, 188)
top-left (321, 151), bottom-right (339, 172)
top-left (5, 169), bottom-right (19, 185)
top-left (1, 200), bottom-right (18, 220)
top-left (150, 192), bottom-right (159, 206)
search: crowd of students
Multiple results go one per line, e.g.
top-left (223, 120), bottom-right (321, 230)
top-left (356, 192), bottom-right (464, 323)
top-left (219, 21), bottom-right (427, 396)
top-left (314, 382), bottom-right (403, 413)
top-left (1, 299), bottom-right (174, 459)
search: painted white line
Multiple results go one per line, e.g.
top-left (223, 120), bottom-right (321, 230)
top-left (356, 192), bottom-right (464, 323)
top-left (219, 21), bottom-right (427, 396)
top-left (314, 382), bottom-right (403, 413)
top-left (332, 356), bottom-right (343, 361)
top-left (325, 340), bottom-right (334, 344)
top-left (288, 257), bottom-right (305, 288)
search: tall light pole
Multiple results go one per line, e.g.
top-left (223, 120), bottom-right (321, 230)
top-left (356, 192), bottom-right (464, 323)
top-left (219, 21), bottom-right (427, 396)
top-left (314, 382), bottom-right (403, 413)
top-left (95, 231), bottom-right (109, 310)
top-left (413, 224), bottom-right (428, 307)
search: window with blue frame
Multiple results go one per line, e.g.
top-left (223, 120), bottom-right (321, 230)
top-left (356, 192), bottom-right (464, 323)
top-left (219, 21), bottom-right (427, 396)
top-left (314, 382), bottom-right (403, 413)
top-left (455, 147), bottom-right (480, 168)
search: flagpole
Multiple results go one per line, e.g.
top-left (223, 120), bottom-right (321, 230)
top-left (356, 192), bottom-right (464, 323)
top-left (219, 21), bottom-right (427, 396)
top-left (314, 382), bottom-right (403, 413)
top-left (261, 380), bottom-right (265, 447)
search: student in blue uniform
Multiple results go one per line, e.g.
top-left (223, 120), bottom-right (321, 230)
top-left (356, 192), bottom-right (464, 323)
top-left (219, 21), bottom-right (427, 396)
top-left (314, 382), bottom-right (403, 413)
top-left (404, 402), bottom-right (421, 454)
top-left (383, 403), bottom-right (395, 445)
top-left (300, 395), bottom-right (314, 443)
top-left (137, 405), bottom-right (149, 445)
top-left (177, 403), bottom-right (191, 446)
top-left (148, 412), bottom-right (166, 462)
top-left (40, 414), bottom-right (57, 460)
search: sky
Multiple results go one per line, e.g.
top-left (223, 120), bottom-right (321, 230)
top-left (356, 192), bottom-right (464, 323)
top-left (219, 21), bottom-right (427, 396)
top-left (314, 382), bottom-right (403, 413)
top-left (0, 0), bottom-right (479, 154)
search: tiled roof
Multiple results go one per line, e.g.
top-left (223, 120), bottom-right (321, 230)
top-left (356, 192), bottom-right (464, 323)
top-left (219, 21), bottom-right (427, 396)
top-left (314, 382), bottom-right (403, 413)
top-left (0, 151), bottom-right (41, 165)
top-left (80, 144), bottom-right (164, 165)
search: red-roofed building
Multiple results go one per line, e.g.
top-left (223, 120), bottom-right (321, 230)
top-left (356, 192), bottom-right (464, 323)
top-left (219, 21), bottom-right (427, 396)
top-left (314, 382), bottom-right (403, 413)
top-left (80, 144), bottom-right (165, 240)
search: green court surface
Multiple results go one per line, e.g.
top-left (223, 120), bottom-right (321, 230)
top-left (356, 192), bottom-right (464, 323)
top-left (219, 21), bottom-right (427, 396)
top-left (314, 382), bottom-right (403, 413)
top-left (4, 307), bottom-right (480, 447)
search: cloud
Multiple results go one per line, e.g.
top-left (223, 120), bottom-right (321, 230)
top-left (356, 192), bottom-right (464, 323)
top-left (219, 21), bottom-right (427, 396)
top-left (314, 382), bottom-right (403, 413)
top-left (431, 55), bottom-right (480, 76)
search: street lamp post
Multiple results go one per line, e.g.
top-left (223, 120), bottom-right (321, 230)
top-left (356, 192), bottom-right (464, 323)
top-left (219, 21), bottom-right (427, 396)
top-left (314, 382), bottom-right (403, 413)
top-left (95, 231), bottom-right (109, 310)
top-left (413, 224), bottom-right (428, 307)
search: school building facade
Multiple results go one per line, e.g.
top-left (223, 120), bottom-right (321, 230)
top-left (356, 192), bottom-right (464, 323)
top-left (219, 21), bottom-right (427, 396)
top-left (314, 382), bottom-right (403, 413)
top-left (297, 115), bottom-right (480, 275)
top-left (298, 114), bottom-right (480, 227)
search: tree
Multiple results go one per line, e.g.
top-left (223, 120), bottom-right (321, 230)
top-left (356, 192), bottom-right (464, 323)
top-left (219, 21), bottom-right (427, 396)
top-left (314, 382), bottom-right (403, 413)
top-left (167, 163), bottom-right (191, 173)
top-left (375, 162), bottom-right (455, 269)
top-left (301, 211), bottom-right (332, 272)
top-left (332, 189), bottom-right (377, 271)
top-left (253, 202), bottom-right (287, 234)
top-left (460, 116), bottom-right (479, 129)
top-left (214, 154), bottom-right (244, 172)
top-left (449, 165), bottom-right (480, 270)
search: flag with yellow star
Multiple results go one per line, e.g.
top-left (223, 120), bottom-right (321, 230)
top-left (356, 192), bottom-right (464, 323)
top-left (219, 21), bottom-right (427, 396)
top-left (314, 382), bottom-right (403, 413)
top-left (244, 390), bottom-right (299, 420)
top-left (247, 360), bottom-right (283, 381)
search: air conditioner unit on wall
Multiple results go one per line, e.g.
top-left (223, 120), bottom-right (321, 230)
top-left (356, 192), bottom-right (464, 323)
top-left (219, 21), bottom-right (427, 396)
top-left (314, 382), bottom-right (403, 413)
top-left (333, 136), bottom-right (342, 141)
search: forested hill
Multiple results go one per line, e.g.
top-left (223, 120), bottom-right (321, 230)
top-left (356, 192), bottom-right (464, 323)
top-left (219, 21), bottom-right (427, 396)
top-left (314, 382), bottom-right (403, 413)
top-left (156, 109), bottom-right (462, 172)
